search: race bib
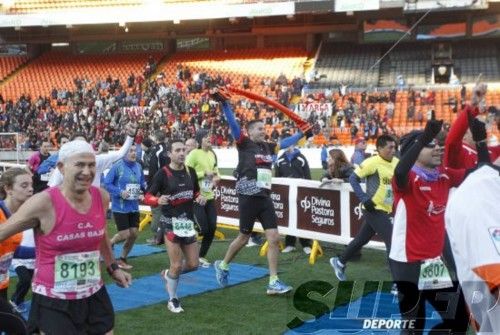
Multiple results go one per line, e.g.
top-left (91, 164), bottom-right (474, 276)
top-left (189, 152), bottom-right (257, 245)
top-left (125, 183), bottom-right (141, 200)
top-left (54, 251), bottom-right (100, 293)
top-left (172, 217), bottom-right (196, 238)
top-left (0, 252), bottom-right (13, 283)
top-left (201, 178), bottom-right (213, 193)
top-left (256, 168), bottom-right (272, 190)
top-left (418, 257), bottom-right (453, 290)
top-left (384, 185), bottom-right (394, 205)
top-left (40, 172), bottom-right (51, 182)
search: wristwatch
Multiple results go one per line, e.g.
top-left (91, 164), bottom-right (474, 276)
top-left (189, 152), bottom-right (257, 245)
top-left (107, 262), bottom-right (120, 276)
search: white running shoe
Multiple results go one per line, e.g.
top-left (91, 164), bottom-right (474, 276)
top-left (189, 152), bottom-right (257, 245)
top-left (199, 257), bottom-right (211, 268)
top-left (281, 246), bottom-right (296, 253)
top-left (167, 298), bottom-right (184, 313)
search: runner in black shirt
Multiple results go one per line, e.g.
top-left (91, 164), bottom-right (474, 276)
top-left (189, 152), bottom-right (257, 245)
top-left (144, 139), bottom-right (206, 313)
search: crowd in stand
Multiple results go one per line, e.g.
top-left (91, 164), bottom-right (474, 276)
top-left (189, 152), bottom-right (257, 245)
top-left (0, 58), bottom-right (491, 153)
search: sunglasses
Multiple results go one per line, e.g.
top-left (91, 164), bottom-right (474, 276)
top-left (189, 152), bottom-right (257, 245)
top-left (424, 140), bottom-right (444, 148)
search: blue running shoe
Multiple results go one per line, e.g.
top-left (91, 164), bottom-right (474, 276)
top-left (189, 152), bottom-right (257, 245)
top-left (267, 280), bottom-right (293, 295)
top-left (330, 257), bottom-right (346, 281)
top-left (214, 260), bottom-right (229, 287)
top-left (10, 300), bottom-right (27, 313)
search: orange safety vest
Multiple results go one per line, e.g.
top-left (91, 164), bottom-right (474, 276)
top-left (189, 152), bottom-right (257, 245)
top-left (0, 208), bottom-right (22, 290)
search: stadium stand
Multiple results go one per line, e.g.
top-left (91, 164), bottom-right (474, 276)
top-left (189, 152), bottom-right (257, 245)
top-left (452, 41), bottom-right (500, 83)
top-left (311, 43), bottom-right (381, 89)
top-left (0, 55), bottom-right (30, 81)
top-left (160, 48), bottom-right (309, 93)
top-left (384, 45), bottom-right (432, 86)
top-left (0, 51), bottom-right (162, 101)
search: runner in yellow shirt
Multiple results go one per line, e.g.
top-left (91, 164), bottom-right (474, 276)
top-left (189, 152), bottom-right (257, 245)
top-left (331, 134), bottom-right (398, 281)
top-left (186, 130), bottom-right (220, 267)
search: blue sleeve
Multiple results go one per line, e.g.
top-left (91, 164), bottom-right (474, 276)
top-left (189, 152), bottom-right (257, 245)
top-left (136, 145), bottom-right (142, 162)
top-left (13, 246), bottom-right (35, 259)
top-left (279, 132), bottom-right (303, 150)
top-left (221, 101), bottom-right (241, 141)
top-left (349, 172), bottom-right (369, 203)
top-left (37, 154), bottom-right (58, 174)
top-left (321, 147), bottom-right (327, 162)
top-left (103, 165), bottom-right (122, 197)
top-left (352, 152), bottom-right (364, 166)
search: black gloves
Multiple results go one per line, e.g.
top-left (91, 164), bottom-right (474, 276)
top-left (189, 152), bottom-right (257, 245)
top-left (209, 87), bottom-right (230, 103)
top-left (304, 129), bottom-right (314, 139)
top-left (421, 111), bottom-right (443, 145)
top-left (363, 199), bottom-right (376, 212)
top-left (467, 111), bottom-right (487, 143)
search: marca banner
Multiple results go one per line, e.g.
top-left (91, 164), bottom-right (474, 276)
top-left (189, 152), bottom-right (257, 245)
top-left (121, 106), bottom-right (149, 118)
top-left (214, 179), bottom-right (290, 227)
top-left (296, 186), bottom-right (340, 235)
top-left (296, 103), bottom-right (333, 120)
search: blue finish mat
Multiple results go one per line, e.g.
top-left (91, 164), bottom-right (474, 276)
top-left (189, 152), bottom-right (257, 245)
top-left (113, 243), bottom-right (164, 259)
top-left (17, 263), bottom-right (268, 319)
top-left (108, 263), bottom-right (269, 312)
top-left (285, 292), bottom-right (443, 335)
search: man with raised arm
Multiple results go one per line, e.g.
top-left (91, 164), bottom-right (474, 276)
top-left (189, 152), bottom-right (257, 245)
top-left (211, 88), bottom-right (310, 295)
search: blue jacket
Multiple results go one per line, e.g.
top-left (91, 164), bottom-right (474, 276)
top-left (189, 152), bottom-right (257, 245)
top-left (321, 146), bottom-right (328, 163)
top-left (351, 149), bottom-right (366, 166)
top-left (104, 159), bottom-right (147, 213)
top-left (37, 153), bottom-right (58, 174)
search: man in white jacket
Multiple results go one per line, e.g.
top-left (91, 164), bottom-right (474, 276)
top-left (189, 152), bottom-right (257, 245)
top-left (47, 122), bottom-right (138, 187)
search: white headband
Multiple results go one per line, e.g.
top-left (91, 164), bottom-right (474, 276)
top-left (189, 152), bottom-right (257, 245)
top-left (58, 140), bottom-right (95, 162)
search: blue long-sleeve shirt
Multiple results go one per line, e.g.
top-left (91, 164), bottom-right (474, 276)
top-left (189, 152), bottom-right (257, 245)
top-left (37, 153), bottom-right (58, 174)
top-left (349, 172), bottom-right (369, 203)
top-left (103, 159), bottom-right (147, 213)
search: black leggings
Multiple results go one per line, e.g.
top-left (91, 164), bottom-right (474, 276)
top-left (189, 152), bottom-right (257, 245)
top-left (194, 200), bottom-right (217, 258)
top-left (389, 259), bottom-right (469, 334)
top-left (339, 210), bottom-right (392, 265)
top-left (11, 266), bottom-right (34, 305)
top-left (0, 290), bottom-right (28, 335)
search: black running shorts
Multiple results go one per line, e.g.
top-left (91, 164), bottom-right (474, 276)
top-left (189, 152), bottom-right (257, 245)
top-left (113, 211), bottom-right (140, 231)
top-left (238, 195), bottom-right (277, 234)
top-left (28, 286), bottom-right (114, 335)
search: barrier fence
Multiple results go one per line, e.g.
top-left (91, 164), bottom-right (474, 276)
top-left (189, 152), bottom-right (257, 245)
top-left (212, 176), bottom-right (384, 250)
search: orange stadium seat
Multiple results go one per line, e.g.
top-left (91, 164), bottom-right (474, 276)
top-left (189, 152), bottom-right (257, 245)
top-left (0, 55), bottom-right (30, 82)
top-left (0, 50), bottom-right (162, 100)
